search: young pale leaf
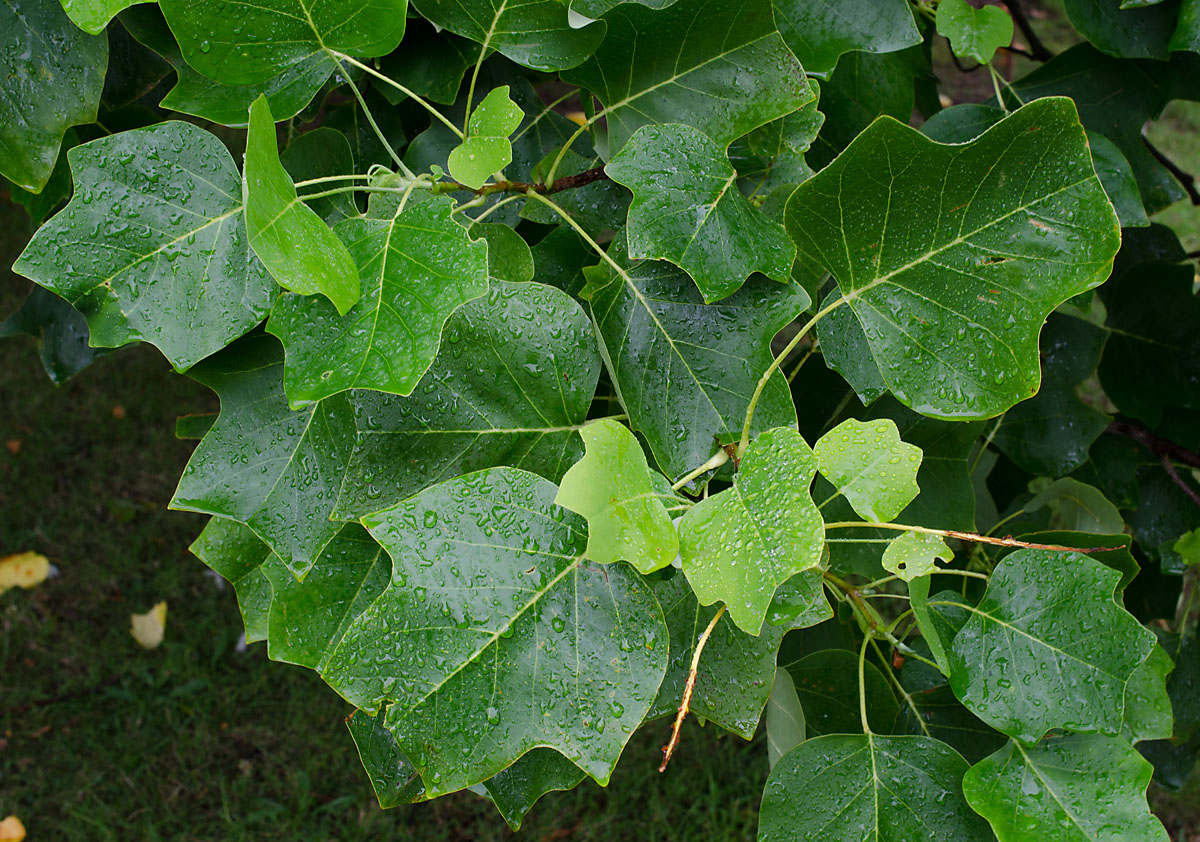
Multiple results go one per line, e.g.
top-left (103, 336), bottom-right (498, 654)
top-left (267, 196), bottom-right (489, 406)
top-left (561, 0), bottom-right (813, 154)
top-left (581, 237), bottom-right (808, 485)
top-left (881, 531), bottom-right (952, 582)
top-left (786, 97), bottom-right (1121, 421)
top-left (323, 468), bottom-right (668, 796)
top-left (909, 576), bottom-right (951, 676)
top-left (332, 280), bottom-right (601, 519)
top-left (158, 0), bottom-right (407, 85)
top-left (679, 428), bottom-right (824, 635)
top-left (814, 418), bottom-right (922, 522)
top-left (190, 517), bottom-right (277, 643)
top-left (410, 0), bottom-right (605, 72)
top-left (771, 0), bottom-right (922, 76)
top-left (963, 735), bottom-right (1169, 842)
top-left (0, 0), bottom-right (106, 192)
top-left (936, 0), bottom-right (1014, 65)
top-left (448, 87), bottom-right (524, 189)
top-left (59, 0), bottom-right (144, 33)
top-left (604, 124), bottom-right (795, 303)
top-left (244, 96), bottom-right (360, 315)
top-left (555, 419), bottom-right (679, 573)
top-left (171, 336), bottom-right (355, 577)
top-left (949, 549), bottom-right (1156, 743)
top-left (13, 122), bottom-right (274, 371)
top-left (759, 734), bottom-right (992, 842)
top-left (765, 667), bottom-right (805, 770)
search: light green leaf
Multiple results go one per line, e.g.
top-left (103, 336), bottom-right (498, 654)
top-left (580, 236), bottom-right (808, 484)
top-left (963, 735), bottom-right (1169, 842)
top-left (882, 531), bottom-right (952, 582)
top-left (936, 0), bottom-right (1014, 65)
top-left (448, 87), bottom-right (524, 189)
top-left (605, 124), bottom-right (795, 303)
top-left (189, 516), bottom-right (276, 643)
top-left (1175, 528), bottom-right (1200, 568)
top-left (785, 97), bottom-right (1121, 420)
top-left (13, 121), bottom-right (274, 370)
top-left (0, 0), bottom-right (106, 193)
top-left (909, 576), bottom-right (951, 676)
top-left (469, 221), bottom-right (534, 283)
top-left (244, 96), bottom-right (360, 314)
top-left (171, 336), bottom-right (355, 577)
top-left (267, 196), bottom-right (488, 406)
top-left (679, 427), bottom-right (824, 635)
top-left (1025, 478), bottom-right (1125, 535)
top-left (158, 0), bottom-right (408, 85)
top-left (949, 549), bottom-right (1156, 742)
top-left (562, 0), bottom-right (813, 154)
top-left (469, 86), bottom-right (523, 137)
top-left (1123, 645), bottom-right (1174, 743)
top-left (60, 0), bottom-right (145, 33)
top-left (815, 418), bottom-right (922, 522)
top-left (771, 0), bottom-right (922, 76)
top-left (1172, 0), bottom-right (1200, 51)
top-left (759, 734), bottom-right (993, 842)
top-left (410, 0), bottom-right (605, 72)
top-left (555, 419), bottom-right (679, 573)
top-left (765, 667), bottom-right (805, 770)
top-left (331, 280), bottom-right (602, 520)
top-left (323, 467), bottom-right (668, 796)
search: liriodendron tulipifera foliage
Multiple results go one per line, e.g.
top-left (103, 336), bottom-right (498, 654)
top-left (3, 0), bottom-right (1200, 835)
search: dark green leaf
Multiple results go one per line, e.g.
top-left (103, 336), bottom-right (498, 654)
top-left (1124, 644), bottom-right (1174, 743)
top-left (771, 0), bottom-right (921, 76)
top-left (280, 128), bottom-right (357, 226)
top-left (189, 516), bottom-right (276, 643)
top-left (346, 711), bottom-right (426, 808)
top-left (469, 221), bottom-right (534, 284)
top-left (1063, 0), bottom-right (1180, 59)
top-left (479, 749), bottom-right (586, 829)
top-left (783, 649), bottom-right (898, 736)
top-left (0, 286), bottom-right (110, 385)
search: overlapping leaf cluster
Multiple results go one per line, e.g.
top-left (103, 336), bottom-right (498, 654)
top-left (4, 0), bottom-right (1200, 837)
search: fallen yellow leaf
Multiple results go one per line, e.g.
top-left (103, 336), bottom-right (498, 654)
top-left (131, 601), bottom-right (168, 649)
top-left (0, 814), bottom-right (26, 842)
top-left (564, 110), bottom-right (587, 127)
top-left (0, 552), bottom-right (50, 595)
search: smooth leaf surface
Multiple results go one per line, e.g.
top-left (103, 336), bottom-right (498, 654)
top-left (936, 0), bottom-right (1014, 64)
top-left (244, 96), bottom-right (360, 314)
top-left (323, 467), bottom-right (668, 795)
top-left (963, 734), bottom-right (1169, 842)
top-left (771, 0), bottom-right (921, 76)
top-left (13, 121), bottom-right (274, 370)
top-left (786, 97), bottom-right (1121, 420)
top-left (267, 195), bottom-right (489, 405)
top-left (814, 418), bottom-right (922, 522)
top-left (605, 124), bottom-right (795, 303)
top-left (332, 280), bottom-right (602, 519)
top-left (1063, 0), bottom-right (1179, 59)
top-left (190, 516), bottom-right (276, 642)
top-left (555, 419), bottom-right (679, 573)
top-left (581, 236), bottom-right (809, 483)
top-left (759, 734), bottom-right (992, 842)
top-left (765, 667), bottom-right (805, 770)
top-left (949, 549), bottom-right (1156, 742)
top-left (562, 0), bottom-right (812, 154)
top-left (679, 427), bottom-right (824, 635)
top-left (783, 648), bottom-right (898, 735)
top-left (0, 287), bottom-right (109, 385)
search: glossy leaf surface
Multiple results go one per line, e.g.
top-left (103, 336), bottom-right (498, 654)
top-left (814, 418), bottom-right (922, 522)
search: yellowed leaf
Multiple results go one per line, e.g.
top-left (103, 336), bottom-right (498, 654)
top-left (0, 815), bottom-right (26, 842)
top-left (0, 552), bottom-right (50, 595)
top-left (131, 601), bottom-right (168, 649)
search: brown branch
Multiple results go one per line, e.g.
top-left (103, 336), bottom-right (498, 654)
top-left (1161, 453), bottom-right (1200, 511)
top-left (1003, 1), bottom-right (1055, 62)
top-left (438, 166), bottom-right (610, 197)
top-left (1106, 420), bottom-right (1200, 470)
top-left (659, 605), bottom-right (725, 772)
top-left (824, 521), bottom-right (1114, 553)
top-left (1144, 137), bottom-right (1200, 206)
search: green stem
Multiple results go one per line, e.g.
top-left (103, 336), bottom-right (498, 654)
top-left (331, 51), bottom-right (465, 140)
top-left (786, 337), bottom-right (819, 384)
top-left (670, 449), bottom-right (731, 492)
top-left (293, 174), bottom-right (371, 189)
top-left (544, 120), bottom-right (594, 186)
top-left (468, 193), bottom-right (525, 223)
top-left (858, 631), bottom-right (872, 734)
top-left (868, 636), bottom-right (931, 737)
top-left (738, 295), bottom-right (847, 458)
top-left (513, 90), bottom-right (581, 144)
top-left (297, 184), bottom-right (412, 202)
top-left (326, 52), bottom-right (413, 177)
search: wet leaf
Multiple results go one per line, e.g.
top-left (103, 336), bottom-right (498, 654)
top-left (765, 667), bottom-right (805, 770)
top-left (936, 0), bottom-right (1014, 65)
top-left (814, 418), bottom-right (922, 522)
top-left (190, 517), bottom-right (277, 642)
top-left (882, 531), bottom-right (952, 582)
top-left (771, 0), bottom-right (922, 76)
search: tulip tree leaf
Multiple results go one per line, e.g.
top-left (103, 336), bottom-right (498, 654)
top-left (171, 336), bottom-right (356, 577)
top-left (158, 0), bottom-right (408, 85)
top-left (1062, 0), bottom-right (1178, 60)
top-left (0, 0), bottom-right (107, 193)
top-left (759, 734), bottom-right (993, 842)
top-left (963, 734), bottom-right (1169, 842)
top-left (562, 0), bottom-right (813, 154)
top-left (783, 649), bottom-right (898, 736)
top-left (322, 467), bottom-right (668, 796)
top-left (411, 0), bottom-right (605, 72)
top-left (771, 0), bottom-right (922, 76)
top-left (244, 96), bottom-right (360, 315)
top-left (765, 667), bottom-right (805, 770)
top-left (1123, 645), bottom-right (1174, 743)
top-left (679, 427), bottom-right (824, 635)
top-left (580, 236), bottom-right (809, 484)
top-left (555, 419), bottom-right (679, 573)
top-left (785, 97), bottom-right (1121, 420)
top-left (346, 711), bottom-right (427, 808)
top-left (267, 195), bottom-right (489, 406)
top-left (60, 0), bottom-right (146, 34)
top-left (936, 0), bottom-right (1014, 65)
top-left (0, 286), bottom-right (110, 385)
top-left (814, 418), bottom-right (922, 522)
top-left (448, 87), bottom-right (524, 189)
top-left (480, 749), bottom-right (587, 830)
top-left (605, 124), bottom-right (796, 303)
top-left (190, 516), bottom-right (277, 643)
top-left (13, 121), bottom-right (274, 371)
top-left (331, 280), bottom-right (602, 519)
top-left (949, 549), bottom-right (1156, 743)
top-left (882, 531), bottom-right (952, 582)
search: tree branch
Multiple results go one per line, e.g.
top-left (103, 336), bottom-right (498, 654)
top-left (437, 166), bottom-right (610, 198)
top-left (1003, 0), bottom-right (1055, 62)
top-left (659, 605), bottom-right (725, 772)
top-left (1107, 420), bottom-right (1200, 470)
top-left (1144, 137), bottom-right (1200, 206)
top-left (1161, 453), bottom-right (1200, 512)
